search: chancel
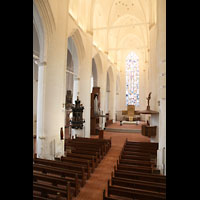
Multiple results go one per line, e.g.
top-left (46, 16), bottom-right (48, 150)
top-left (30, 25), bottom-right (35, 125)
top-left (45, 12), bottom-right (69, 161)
top-left (33, 0), bottom-right (166, 199)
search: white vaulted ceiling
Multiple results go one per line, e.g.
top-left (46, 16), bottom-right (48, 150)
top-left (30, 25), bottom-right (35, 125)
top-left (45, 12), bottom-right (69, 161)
top-left (69, 0), bottom-right (157, 71)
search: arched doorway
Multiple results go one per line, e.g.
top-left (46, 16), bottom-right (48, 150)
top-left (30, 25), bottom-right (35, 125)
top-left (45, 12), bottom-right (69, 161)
top-left (33, 2), bottom-right (48, 157)
top-left (66, 37), bottom-right (79, 104)
top-left (64, 36), bottom-right (80, 139)
top-left (105, 66), bottom-right (115, 123)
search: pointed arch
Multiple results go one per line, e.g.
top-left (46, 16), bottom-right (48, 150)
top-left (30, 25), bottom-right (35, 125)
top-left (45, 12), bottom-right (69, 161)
top-left (92, 53), bottom-right (103, 86)
top-left (33, 2), bottom-right (46, 63)
top-left (33, 0), bottom-right (56, 38)
top-left (105, 65), bottom-right (114, 115)
top-left (69, 29), bottom-right (86, 65)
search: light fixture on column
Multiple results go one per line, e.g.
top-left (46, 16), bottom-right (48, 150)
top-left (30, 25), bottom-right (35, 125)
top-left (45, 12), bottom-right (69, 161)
top-left (33, 54), bottom-right (39, 65)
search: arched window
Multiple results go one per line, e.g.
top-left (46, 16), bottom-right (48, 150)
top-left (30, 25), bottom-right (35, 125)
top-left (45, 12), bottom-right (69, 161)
top-left (125, 51), bottom-right (139, 106)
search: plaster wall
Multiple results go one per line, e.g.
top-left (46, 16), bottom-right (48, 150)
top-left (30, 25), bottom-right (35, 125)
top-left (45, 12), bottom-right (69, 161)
top-left (78, 36), bottom-right (93, 138)
top-left (67, 15), bottom-right (93, 138)
top-left (33, 65), bottom-right (38, 136)
top-left (33, 24), bottom-right (39, 136)
top-left (97, 53), bottom-right (109, 116)
top-left (148, 0), bottom-right (166, 174)
top-left (156, 0), bottom-right (166, 175)
top-left (148, 25), bottom-right (158, 111)
top-left (35, 0), bottom-right (69, 159)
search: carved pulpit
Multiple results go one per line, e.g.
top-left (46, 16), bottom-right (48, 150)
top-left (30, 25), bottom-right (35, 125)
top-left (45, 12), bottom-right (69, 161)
top-left (70, 96), bottom-right (85, 129)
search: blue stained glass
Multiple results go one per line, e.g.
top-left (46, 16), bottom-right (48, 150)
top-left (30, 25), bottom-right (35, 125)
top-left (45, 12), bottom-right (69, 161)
top-left (125, 51), bottom-right (139, 106)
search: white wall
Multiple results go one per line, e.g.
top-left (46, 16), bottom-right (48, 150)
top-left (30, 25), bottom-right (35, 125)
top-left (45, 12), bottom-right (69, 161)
top-left (34, 0), bottom-right (69, 159)
top-left (33, 23), bottom-right (40, 136)
top-left (67, 15), bottom-right (93, 138)
top-left (157, 0), bottom-right (166, 175)
top-left (148, 0), bottom-right (166, 174)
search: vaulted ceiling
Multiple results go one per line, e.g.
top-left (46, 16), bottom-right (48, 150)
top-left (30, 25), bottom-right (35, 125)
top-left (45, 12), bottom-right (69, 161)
top-left (69, 0), bottom-right (157, 70)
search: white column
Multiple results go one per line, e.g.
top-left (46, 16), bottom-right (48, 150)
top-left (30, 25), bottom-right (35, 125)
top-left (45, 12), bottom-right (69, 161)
top-left (111, 73), bottom-right (117, 123)
top-left (36, 61), bottom-right (47, 158)
top-left (106, 91), bottom-right (110, 114)
top-left (36, 0), bottom-right (68, 160)
top-left (156, 0), bottom-right (166, 175)
top-left (79, 36), bottom-right (92, 138)
top-left (157, 99), bottom-right (166, 175)
top-left (33, 61), bottom-right (38, 136)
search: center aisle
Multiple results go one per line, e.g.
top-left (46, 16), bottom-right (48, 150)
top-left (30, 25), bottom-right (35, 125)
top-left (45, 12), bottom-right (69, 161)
top-left (73, 131), bottom-right (150, 200)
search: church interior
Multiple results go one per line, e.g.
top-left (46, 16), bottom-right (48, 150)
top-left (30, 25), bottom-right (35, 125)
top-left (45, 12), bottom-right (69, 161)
top-left (33, 0), bottom-right (166, 199)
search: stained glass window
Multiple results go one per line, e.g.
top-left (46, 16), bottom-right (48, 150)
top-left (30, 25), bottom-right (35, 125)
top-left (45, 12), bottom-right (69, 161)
top-left (125, 51), bottom-right (139, 106)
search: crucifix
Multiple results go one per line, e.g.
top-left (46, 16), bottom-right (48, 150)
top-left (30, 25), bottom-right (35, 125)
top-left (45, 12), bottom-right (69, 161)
top-left (146, 92), bottom-right (152, 110)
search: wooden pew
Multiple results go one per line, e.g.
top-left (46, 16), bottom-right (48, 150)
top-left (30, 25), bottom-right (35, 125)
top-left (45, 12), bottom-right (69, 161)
top-left (114, 168), bottom-right (166, 184)
top-left (70, 148), bottom-right (101, 161)
top-left (33, 194), bottom-right (64, 200)
top-left (123, 146), bottom-right (157, 155)
top-left (33, 163), bottom-right (86, 187)
top-left (66, 143), bottom-right (105, 159)
top-left (33, 181), bottom-right (71, 200)
top-left (102, 140), bottom-right (165, 200)
top-left (103, 140), bottom-right (165, 200)
top-left (66, 143), bottom-right (103, 159)
top-left (107, 180), bottom-right (166, 200)
top-left (33, 195), bottom-right (51, 200)
top-left (60, 156), bottom-right (94, 173)
top-left (111, 175), bottom-right (166, 193)
top-left (76, 136), bottom-right (112, 147)
top-left (121, 149), bottom-right (152, 157)
top-left (119, 158), bottom-right (153, 167)
top-left (103, 189), bottom-right (119, 200)
top-left (70, 150), bottom-right (100, 167)
top-left (66, 140), bottom-right (105, 157)
top-left (125, 140), bottom-right (158, 150)
top-left (120, 154), bottom-right (151, 162)
top-left (117, 163), bottom-right (154, 174)
top-left (33, 171), bottom-right (80, 197)
top-left (74, 138), bottom-right (108, 154)
top-left (33, 157), bottom-right (90, 179)
top-left (74, 137), bottom-right (111, 151)
top-left (66, 152), bottom-right (97, 169)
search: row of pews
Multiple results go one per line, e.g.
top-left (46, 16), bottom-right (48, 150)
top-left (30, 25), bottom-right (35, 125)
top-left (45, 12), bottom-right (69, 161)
top-left (103, 139), bottom-right (166, 200)
top-left (33, 136), bottom-right (111, 200)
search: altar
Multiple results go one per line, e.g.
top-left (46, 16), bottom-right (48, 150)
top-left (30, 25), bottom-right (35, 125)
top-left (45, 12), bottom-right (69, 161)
top-left (121, 120), bottom-right (139, 125)
top-left (120, 92), bottom-right (159, 142)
